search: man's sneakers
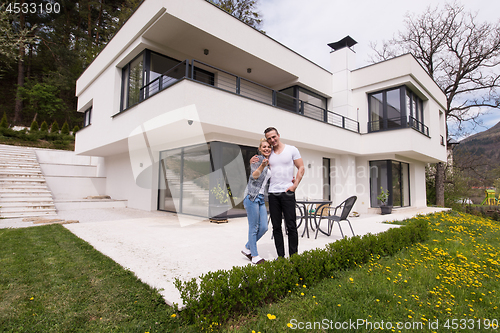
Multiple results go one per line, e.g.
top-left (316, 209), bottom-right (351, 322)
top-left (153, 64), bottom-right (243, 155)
top-left (251, 256), bottom-right (266, 265)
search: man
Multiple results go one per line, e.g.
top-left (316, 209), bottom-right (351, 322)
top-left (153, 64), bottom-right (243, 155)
top-left (253, 127), bottom-right (305, 258)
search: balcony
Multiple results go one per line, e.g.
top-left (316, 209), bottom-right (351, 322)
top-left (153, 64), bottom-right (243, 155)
top-left (368, 116), bottom-right (429, 136)
top-left (129, 59), bottom-right (359, 133)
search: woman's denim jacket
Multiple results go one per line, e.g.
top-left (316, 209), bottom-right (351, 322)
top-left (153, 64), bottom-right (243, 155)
top-left (243, 155), bottom-right (269, 202)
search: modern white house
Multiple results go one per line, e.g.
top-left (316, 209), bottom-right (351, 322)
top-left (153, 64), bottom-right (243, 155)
top-left (74, 0), bottom-right (447, 219)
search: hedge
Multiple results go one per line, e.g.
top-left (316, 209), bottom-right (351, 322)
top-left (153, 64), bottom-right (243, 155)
top-left (174, 218), bottom-right (429, 329)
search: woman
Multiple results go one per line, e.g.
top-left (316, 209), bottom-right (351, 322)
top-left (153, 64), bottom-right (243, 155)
top-left (241, 138), bottom-right (271, 264)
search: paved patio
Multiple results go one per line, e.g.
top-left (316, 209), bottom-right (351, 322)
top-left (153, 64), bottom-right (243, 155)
top-left (1, 206), bottom-right (448, 306)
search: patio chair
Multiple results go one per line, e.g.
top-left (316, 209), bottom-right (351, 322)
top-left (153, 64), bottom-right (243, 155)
top-left (315, 196), bottom-right (357, 239)
top-left (268, 203), bottom-right (307, 238)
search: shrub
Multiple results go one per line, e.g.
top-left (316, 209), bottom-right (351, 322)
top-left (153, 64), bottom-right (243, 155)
top-left (0, 113), bottom-right (8, 128)
top-left (30, 120), bottom-right (39, 132)
top-left (72, 125), bottom-right (80, 135)
top-left (175, 218), bottom-right (429, 329)
top-left (61, 121), bottom-right (70, 135)
top-left (50, 120), bottom-right (59, 134)
top-left (40, 121), bottom-right (49, 132)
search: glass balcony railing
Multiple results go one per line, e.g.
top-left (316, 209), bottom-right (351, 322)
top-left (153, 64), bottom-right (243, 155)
top-left (137, 59), bottom-right (359, 133)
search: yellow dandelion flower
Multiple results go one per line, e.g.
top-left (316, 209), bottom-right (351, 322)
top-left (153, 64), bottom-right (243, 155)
top-left (171, 314), bottom-right (176, 318)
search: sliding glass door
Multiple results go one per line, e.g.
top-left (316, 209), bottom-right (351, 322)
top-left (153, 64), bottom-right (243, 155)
top-left (370, 160), bottom-right (410, 208)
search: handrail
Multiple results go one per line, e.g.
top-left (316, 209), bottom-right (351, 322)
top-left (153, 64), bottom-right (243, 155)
top-left (368, 116), bottom-right (429, 136)
top-left (131, 58), bottom-right (360, 133)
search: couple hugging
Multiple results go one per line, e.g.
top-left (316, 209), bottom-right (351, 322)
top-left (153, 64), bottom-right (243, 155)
top-left (241, 127), bottom-right (305, 264)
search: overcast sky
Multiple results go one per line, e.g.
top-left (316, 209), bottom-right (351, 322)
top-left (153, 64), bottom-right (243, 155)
top-left (257, 0), bottom-right (500, 138)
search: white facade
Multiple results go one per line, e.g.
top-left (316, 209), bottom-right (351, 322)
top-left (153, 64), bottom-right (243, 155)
top-left (74, 0), bottom-right (447, 217)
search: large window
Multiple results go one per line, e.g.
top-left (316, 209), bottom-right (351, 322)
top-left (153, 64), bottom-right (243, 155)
top-left (368, 86), bottom-right (426, 134)
top-left (120, 50), bottom-right (214, 112)
top-left (370, 160), bottom-right (410, 208)
top-left (277, 86), bottom-right (328, 121)
top-left (158, 142), bottom-right (258, 218)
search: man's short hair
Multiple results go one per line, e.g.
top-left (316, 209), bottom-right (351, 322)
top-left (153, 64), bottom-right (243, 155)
top-left (264, 127), bottom-right (279, 136)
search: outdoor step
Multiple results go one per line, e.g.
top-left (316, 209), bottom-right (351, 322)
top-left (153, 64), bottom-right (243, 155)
top-left (0, 201), bottom-right (56, 208)
top-left (0, 196), bottom-right (54, 203)
top-left (0, 178), bottom-right (47, 184)
top-left (0, 163), bottom-right (42, 172)
top-left (0, 211), bottom-right (57, 219)
top-left (0, 170), bottom-right (43, 176)
top-left (0, 158), bottom-right (38, 164)
top-left (0, 145), bottom-right (56, 218)
top-left (0, 187), bottom-right (51, 193)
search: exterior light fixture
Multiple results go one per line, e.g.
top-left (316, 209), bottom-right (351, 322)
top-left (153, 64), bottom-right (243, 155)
top-left (187, 120), bottom-right (193, 125)
top-left (204, 49), bottom-right (209, 55)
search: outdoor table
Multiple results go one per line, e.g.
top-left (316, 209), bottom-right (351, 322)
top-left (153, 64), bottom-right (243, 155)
top-left (295, 199), bottom-right (332, 238)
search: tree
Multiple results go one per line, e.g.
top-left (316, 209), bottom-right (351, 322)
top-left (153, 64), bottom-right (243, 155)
top-left (370, 1), bottom-right (500, 207)
top-left (209, 0), bottom-right (262, 29)
top-left (0, 4), bottom-right (35, 76)
top-left (19, 80), bottom-right (65, 120)
top-left (61, 121), bottom-right (70, 135)
top-left (50, 120), bottom-right (59, 134)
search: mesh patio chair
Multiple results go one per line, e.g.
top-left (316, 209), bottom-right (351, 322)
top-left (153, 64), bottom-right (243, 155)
top-left (315, 196), bottom-right (357, 239)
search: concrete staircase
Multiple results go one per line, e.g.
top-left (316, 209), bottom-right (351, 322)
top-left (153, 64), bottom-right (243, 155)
top-left (0, 144), bottom-right (57, 218)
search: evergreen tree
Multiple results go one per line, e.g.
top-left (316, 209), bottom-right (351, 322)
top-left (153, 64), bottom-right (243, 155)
top-left (61, 121), bottom-right (70, 135)
top-left (50, 120), bottom-right (59, 134)
top-left (40, 120), bottom-right (48, 132)
top-left (0, 112), bottom-right (8, 128)
top-left (29, 120), bottom-right (39, 132)
top-left (72, 125), bottom-right (80, 135)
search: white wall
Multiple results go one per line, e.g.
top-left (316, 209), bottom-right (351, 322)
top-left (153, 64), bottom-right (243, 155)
top-left (36, 149), bottom-right (106, 200)
top-left (105, 151), bottom-right (158, 211)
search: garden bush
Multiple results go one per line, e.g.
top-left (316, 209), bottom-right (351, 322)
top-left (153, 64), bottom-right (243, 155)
top-left (174, 218), bottom-right (429, 329)
top-left (61, 121), bottom-right (70, 135)
top-left (40, 120), bottom-right (49, 132)
top-left (30, 120), bottom-right (39, 133)
top-left (0, 112), bottom-right (9, 128)
top-left (50, 120), bottom-right (60, 134)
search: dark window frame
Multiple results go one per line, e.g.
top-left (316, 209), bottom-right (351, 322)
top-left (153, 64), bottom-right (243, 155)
top-left (369, 160), bottom-right (410, 208)
top-left (83, 106), bottom-right (92, 127)
top-left (120, 50), bottom-right (186, 112)
top-left (368, 86), bottom-right (424, 133)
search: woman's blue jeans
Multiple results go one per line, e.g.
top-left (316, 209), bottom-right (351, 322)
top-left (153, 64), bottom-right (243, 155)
top-left (243, 194), bottom-right (268, 257)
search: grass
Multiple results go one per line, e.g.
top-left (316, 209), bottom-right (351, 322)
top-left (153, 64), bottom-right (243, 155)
top-left (0, 224), bottom-right (181, 332)
top-left (219, 211), bottom-right (500, 332)
top-left (2, 211), bottom-right (500, 332)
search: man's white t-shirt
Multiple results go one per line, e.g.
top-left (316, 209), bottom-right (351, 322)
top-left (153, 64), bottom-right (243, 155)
top-left (268, 144), bottom-right (301, 193)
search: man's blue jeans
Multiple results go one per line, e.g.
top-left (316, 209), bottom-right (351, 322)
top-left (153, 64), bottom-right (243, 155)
top-left (243, 194), bottom-right (268, 257)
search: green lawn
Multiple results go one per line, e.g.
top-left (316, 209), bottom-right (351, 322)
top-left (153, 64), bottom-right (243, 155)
top-left (2, 211), bottom-right (500, 332)
top-left (0, 225), bottom-right (181, 332)
top-left (220, 211), bottom-right (500, 332)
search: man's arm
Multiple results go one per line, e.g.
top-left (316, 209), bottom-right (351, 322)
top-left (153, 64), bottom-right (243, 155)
top-left (287, 158), bottom-right (305, 192)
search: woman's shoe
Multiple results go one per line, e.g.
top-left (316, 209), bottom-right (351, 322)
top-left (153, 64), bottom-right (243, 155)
top-left (241, 249), bottom-right (252, 260)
